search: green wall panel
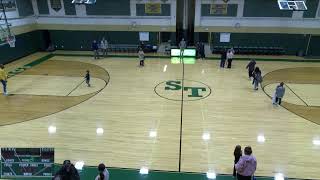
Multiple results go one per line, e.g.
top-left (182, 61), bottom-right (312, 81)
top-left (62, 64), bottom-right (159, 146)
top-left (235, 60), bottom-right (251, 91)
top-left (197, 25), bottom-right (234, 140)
top-left (303, 0), bottom-right (319, 18)
top-left (49, 31), bottom-right (158, 50)
top-left (243, 0), bottom-right (292, 17)
top-left (86, 0), bottom-right (130, 16)
top-left (307, 35), bottom-right (320, 56)
top-left (201, 4), bottom-right (238, 17)
top-left (194, 32), bottom-right (209, 43)
top-left (16, 0), bottom-right (34, 17)
top-left (63, 0), bottom-right (76, 15)
top-left (0, 31), bottom-right (46, 64)
top-left (136, 4), bottom-right (171, 16)
top-left (37, 0), bottom-right (49, 15)
top-left (211, 32), bottom-right (309, 55)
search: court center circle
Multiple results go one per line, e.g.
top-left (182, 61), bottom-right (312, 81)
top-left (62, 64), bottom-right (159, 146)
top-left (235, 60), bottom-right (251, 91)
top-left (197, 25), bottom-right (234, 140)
top-left (154, 79), bottom-right (211, 101)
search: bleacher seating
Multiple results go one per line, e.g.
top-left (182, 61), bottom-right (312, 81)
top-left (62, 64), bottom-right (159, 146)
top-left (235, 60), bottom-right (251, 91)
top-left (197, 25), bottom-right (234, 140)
top-left (212, 45), bottom-right (285, 55)
top-left (107, 44), bottom-right (158, 53)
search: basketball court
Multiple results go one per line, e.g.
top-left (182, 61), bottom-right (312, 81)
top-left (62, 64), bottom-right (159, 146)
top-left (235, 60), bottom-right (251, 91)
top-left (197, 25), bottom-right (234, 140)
top-left (1, 0), bottom-right (320, 179)
top-left (0, 51), bottom-right (319, 179)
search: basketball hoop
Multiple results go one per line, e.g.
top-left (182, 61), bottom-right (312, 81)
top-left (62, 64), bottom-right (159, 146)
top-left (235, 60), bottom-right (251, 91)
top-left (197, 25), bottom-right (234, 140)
top-left (6, 35), bottom-right (15, 48)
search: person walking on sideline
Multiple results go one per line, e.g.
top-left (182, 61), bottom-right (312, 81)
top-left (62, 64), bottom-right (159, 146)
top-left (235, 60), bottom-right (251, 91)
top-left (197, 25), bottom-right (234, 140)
top-left (227, 48), bottom-right (235, 68)
top-left (0, 64), bottom-right (8, 96)
top-left (274, 82), bottom-right (286, 105)
top-left (85, 70), bottom-right (91, 87)
top-left (138, 48), bottom-right (145, 67)
top-left (200, 42), bottom-right (205, 60)
top-left (220, 49), bottom-right (227, 68)
top-left (92, 40), bottom-right (99, 59)
top-left (100, 38), bottom-right (108, 57)
top-left (233, 145), bottom-right (242, 178)
top-left (179, 38), bottom-right (186, 58)
top-left (252, 67), bottom-right (262, 90)
top-left (95, 163), bottom-right (109, 180)
top-left (235, 146), bottom-right (257, 180)
top-left (246, 59), bottom-right (256, 79)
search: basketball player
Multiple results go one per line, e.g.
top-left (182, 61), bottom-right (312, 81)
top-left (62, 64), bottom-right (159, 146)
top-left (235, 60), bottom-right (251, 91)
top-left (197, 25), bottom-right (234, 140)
top-left (0, 64), bottom-right (8, 96)
top-left (85, 70), bottom-right (91, 87)
top-left (138, 48), bottom-right (145, 67)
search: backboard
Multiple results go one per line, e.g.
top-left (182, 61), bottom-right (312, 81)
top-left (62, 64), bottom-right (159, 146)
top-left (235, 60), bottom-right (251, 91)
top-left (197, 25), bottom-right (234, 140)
top-left (278, 0), bottom-right (308, 11)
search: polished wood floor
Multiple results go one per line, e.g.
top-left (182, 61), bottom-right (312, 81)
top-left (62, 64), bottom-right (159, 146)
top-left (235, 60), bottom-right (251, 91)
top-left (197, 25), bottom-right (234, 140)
top-left (0, 53), bottom-right (320, 179)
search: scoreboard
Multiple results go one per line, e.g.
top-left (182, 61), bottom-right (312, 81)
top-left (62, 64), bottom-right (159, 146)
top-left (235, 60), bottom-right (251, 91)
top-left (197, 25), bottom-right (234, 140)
top-left (1, 148), bottom-right (54, 178)
top-left (171, 49), bottom-right (196, 57)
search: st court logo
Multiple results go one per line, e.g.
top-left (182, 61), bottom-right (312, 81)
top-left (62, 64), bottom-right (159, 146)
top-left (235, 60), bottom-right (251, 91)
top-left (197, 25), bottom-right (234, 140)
top-left (154, 79), bottom-right (211, 101)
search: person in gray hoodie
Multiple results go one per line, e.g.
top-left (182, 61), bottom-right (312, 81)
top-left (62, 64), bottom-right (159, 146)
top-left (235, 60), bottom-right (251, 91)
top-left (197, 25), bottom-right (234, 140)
top-left (179, 38), bottom-right (186, 57)
top-left (235, 146), bottom-right (257, 180)
top-left (274, 82), bottom-right (285, 105)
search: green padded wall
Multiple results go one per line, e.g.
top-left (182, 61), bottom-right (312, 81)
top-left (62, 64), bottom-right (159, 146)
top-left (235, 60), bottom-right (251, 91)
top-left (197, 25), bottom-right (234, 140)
top-left (37, 0), bottom-right (49, 15)
top-left (16, 0), bottom-right (34, 17)
top-left (201, 4), bottom-right (238, 17)
top-left (63, 0), bottom-right (76, 15)
top-left (86, 0), bottom-right (130, 16)
top-left (243, 0), bottom-right (293, 17)
top-left (136, 4), bottom-right (171, 16)
top-left (194, 32), bottom-right (209, 43)
top-left (49, 31), bottom-right (158, 50)
top-left (211, 32), bottom-right (309, 55)
top-left (307, 35), bottom-right (320, 56)
top-left (303, 0), bottom-right (319, 18)
top-left (0, 31), bottom-right (46, 64)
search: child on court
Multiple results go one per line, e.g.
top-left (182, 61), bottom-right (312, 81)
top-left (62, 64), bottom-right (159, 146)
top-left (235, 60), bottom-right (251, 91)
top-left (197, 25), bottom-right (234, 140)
top-left (246, 59), bottom-right (256, 79)
top-left (273, 82), bottom-right (286, 105)
top-left (0, 64), bottom-right (8, 96)
top-left (138, 48), bottom-right (145, 67)
top-left (252, 67), bottom-right (262, 90)
top-left (85, 70), bottom-right (91, 87)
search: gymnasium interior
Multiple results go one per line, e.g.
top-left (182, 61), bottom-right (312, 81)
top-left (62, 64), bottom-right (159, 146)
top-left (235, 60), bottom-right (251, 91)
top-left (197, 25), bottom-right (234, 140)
top-left (0, 0), bottom-right (320, 180)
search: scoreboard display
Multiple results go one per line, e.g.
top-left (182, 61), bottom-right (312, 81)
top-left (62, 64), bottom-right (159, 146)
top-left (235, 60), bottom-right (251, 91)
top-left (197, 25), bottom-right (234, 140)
top-left (1, 148), bottom-right (54, 178)
top-left (171, 49), bottom-right (196, 57)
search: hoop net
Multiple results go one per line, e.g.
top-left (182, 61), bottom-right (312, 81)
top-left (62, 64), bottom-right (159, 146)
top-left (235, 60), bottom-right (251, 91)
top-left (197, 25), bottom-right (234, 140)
top-left (7, 36), bottom-right (15, 48)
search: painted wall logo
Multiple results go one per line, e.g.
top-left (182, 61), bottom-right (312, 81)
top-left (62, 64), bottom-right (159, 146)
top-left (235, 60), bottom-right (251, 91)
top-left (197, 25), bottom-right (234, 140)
top-left (154, 79), bottom-right (211, 101)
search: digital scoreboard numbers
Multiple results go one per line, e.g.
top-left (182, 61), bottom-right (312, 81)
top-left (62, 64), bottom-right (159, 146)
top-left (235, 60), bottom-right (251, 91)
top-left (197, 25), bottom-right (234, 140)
top-left (1, 148), bottom-right (54, 178)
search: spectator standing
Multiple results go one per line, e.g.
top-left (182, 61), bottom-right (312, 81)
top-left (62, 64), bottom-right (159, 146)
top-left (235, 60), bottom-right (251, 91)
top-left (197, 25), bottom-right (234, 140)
top-left (0, 64), bottom-right (8, 96)
top-left (220, 49), bottom-right (227, 68)
top-left (235, 146), bottom-right (257, 180)
top-left (53, 160), bottom-right (80, 180)
top-left (92, 40), bottom-right (99, 59)
top-left (196, 42), bottom-right (200, 58)
top-left (200, 42), bottom-right (205, 60)
top-left (252, 67), bottom-right (262, 90)
top-left (100, 38), bottom-right (108, 57)
top-left (246, 60), bottom-right (256, 79)
top-left (95, 163), bottom-right (109, 180)
top-left (179, 38), bottom-right (186, 58)
top-left (139, 41), bottom-right (145, 51)
top-left (227, 48), bottom-right (235, 68)
top-left (274, 82), bottom-right (286, 105)
top-left (233, 145), bottom-right (242, 178)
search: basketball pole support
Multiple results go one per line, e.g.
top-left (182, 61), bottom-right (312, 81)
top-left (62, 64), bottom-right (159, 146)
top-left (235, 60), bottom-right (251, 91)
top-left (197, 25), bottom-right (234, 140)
top-left (305, 34), bottom-right (312, 56)
top-left (0, 0), bottom-right (12, 37)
